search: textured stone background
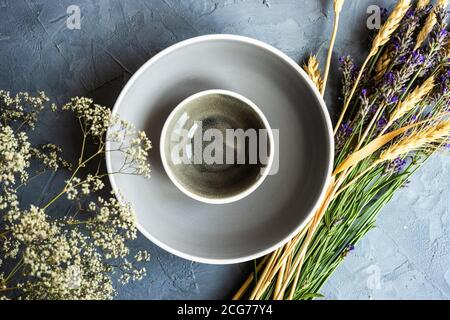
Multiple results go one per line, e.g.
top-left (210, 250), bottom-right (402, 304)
top-left (0, 0), bottom-right (449, 299)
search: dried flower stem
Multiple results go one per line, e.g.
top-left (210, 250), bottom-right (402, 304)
top-left (273, 250), bottom-right (287, 299)
top-left (249, 249), bottom-right (282, 299)
top-left (334, 0), bottom-right (411, 134)
top-left (273, 176), bottom-right (340, 300)
top-left (321, 0), bottom-right (345, 96)
top-left (382, 75), bottom-right (434, 135)
top-left (231, 255), bottom-right (269, 300)
top-left (415, 0), bottom-right (447, 50)
top-left (237, 220), bottom-right (311, 300)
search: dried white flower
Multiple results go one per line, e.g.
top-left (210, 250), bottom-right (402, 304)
top-left (1, 92), bottom-right (152, 300)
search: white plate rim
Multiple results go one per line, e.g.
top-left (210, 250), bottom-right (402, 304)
top-left (105, 34), bottom-right (334, 264)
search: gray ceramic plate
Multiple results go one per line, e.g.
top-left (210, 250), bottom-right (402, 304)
top-left (106, 35), bottom-right (333, 264)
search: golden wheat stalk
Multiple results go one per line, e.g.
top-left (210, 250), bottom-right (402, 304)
top-left (236, 222), bottom-right (310, 300)
top-left (417, 0), bottom-right (430, 10)
top-left (415, 11), bottom-right (437, 49)
top-left (381, 120), bottom-right (450, 161)
top-left (303, 55), bottom-right (323, 92)
top-left (291, 2), bottom-right (411, 294)
top-left (375, 49), bottom-right (392, 81)
top-left (444, 37), bottom-right (450, 58)
top-left (334, 0), bottom-right (411, 134)
top-left (273, 176), bottom-right (340, 300)
top-left (370, 0), bottom-right (411, 56)
top-left (415, 0), bottom-right (448, 50)
top-left (338, 120), bottom-right (450, 196)
top-left (247, 121), bottom-right (450, 301)
top-left (321, 0), bottom-right (345, 96)
top-left (384, 75), bottom-right (434, 131)
top-left (287, 2), bottom-right (412, 300)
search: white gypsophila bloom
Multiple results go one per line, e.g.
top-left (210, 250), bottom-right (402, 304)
top-left (30, 144), bottom-right (71, 171)
top-left (3, 205), bottom-right (118, 299)
top-left (83, 194), bottom-right (137, 260)
top-left (0, 126), bottom-right (31, 185)
top-left (135, 250), bottom-right (151, 262)
top-left (9, 205), bottom-right (58, 243)
top-left (106, 119), bottom-right (152, 178)
top-left (62, 97), bottom-right (118, 137)
top-left (0, 187), bottom-right (19, 211)
top-left (65, 177), bottom-right (81, 200)
top-left (1, 92), bottom-right (152, 300)
top-left (0, 91), bottom-right (48, 129)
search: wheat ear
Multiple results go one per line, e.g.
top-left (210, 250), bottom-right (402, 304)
top-left (334, 0), bottom-right (411, 134)
top-left (335, 118), bottom-right (449, 199)
top-left (375, 49), bottom-right (392, 81)
top-left (445, 37), bottom-right (450, 58)
top-left (416, 0), bottom-right (431, 10)
top-left (385, 75), bottom-right (434, 131)
top-left (321, 0), bottom-right (345, 96)
top-left (415, 0), bottom-right (448, 50)
top-left (370, 0), bottom-right (411, 56)
top-left (415, 10), bottom-right (437, 50)
top-left (381, 120), bottom-right (450, 161)
top-left (303, 55), bottom-right (323, 92)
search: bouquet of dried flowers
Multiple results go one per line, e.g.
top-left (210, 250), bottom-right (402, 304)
top-left (235, 0), bottom-right (450, 300)
top-left (0, 92), bottom-right (151, 299)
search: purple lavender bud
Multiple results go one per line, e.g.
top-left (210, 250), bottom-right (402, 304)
top-left (390, 157), bottom-right (407, 172)
top-left (440, 29), bottom-right (447, 37)
top-left (412, 50), bottom-right (424, 63)
top-left (369, 105), bottom-right (378, 116)
top-left (361, 88), bottom-right (368, 98)
top-left (339, 121), bottom-right (353, 136)
top-left (385, 72), bottom-right (395, 84)
top-left (398, 55), bottom-right (407, 63)
top-left (377, 116), bottom-right (388, 132)
top-left (390, 96), bottom-right (399, 104)
top-left (417, 54), bottom-right (425, 64)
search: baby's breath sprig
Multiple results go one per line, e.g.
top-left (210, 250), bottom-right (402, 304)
top-left (1, 92), bottom-right (152, 299)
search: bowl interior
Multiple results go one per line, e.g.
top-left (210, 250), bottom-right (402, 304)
top-left (108, 36), bottom-right (333, 263)
top-left (161, 91), bottom-right (273, 203)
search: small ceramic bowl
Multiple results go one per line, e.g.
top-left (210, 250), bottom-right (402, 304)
top-left (160, 89), bottom-right (274, 204)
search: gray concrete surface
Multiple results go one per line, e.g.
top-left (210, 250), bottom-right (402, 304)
top-left (0, 0), bottom-right (448, 299)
